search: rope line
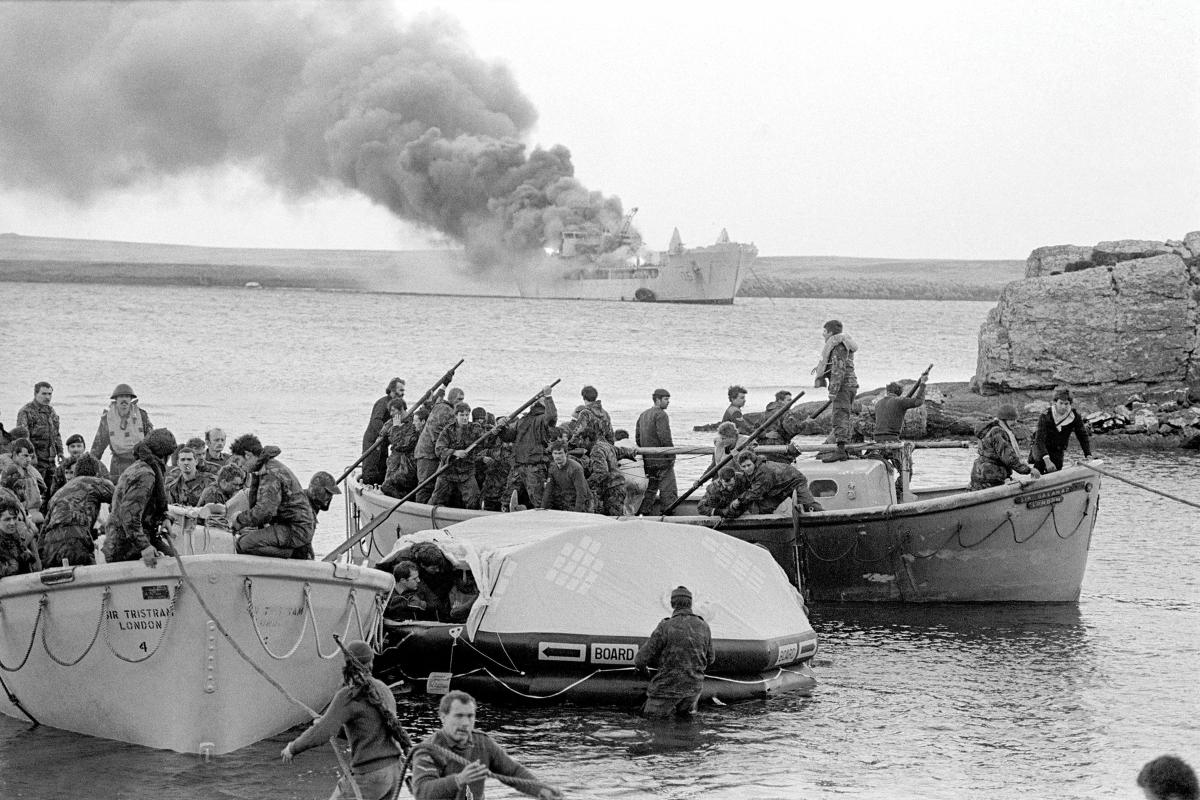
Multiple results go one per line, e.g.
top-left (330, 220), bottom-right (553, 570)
top-left (308, 589), bottom-right (363, 661)
top-left (0, 596), bottom-right (44, 672)
top-left (244, 579), bottom-right (309, 660)
top-left (170, 553), bottom-right (320, 719)
top-left (804, 534), bottom-right (892, 565)
top-left (1089, 464), bottom-right (1200, 509)
top-left (244, 580), bottom-right (367, 662)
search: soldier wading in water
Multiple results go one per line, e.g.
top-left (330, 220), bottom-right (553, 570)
top-left (281, 640), bottom-right (412, 800)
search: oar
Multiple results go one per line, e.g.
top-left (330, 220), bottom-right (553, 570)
top-left (628, 438), bottom-right (974, 455)
top-left (1086, 462), bottom-right (1200, 510)
top-left (806, 398), bottom-right (833, 420)
top-left (336, 359), bottom-right (465, 486)
top-left (664, 390), bottom-right (806, 513)
top-left (323, 380), bottom-right (560, 562)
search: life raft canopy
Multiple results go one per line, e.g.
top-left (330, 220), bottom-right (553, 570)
top-left (380, 510), bottom-right (812, 645)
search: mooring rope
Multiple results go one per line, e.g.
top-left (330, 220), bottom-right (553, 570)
top-left (170, 552), bottom-right (320, 717)
top-left (1088, 464), bottom-right (1200, 510)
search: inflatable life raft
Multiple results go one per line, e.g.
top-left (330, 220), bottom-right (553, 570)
top-left (368, 510), bottom-right (819, 705)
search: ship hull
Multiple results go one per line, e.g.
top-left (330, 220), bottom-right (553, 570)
top-left (515, 242), bottom-right (754, 303)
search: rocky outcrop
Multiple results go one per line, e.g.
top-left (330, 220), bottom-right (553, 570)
top-left (1024, 244), bottom-right (1094, 277)
top-left (977, 241), bottom-right (1200, 396)
top-left (1025, 234), bottom-right (1198, 278)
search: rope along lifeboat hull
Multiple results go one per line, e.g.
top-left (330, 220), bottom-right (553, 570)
top-left (791, 464), bottom-right (1101, 602)
top-left (0, 555), bottom-right (392, 754)
top-left (378, 621), bottom-right (817, 705)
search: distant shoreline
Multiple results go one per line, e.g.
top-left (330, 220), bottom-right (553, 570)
top-left (0, 261), bottom-right (1012, 301)
top-left (0, 233), bottom-right (1025, 301)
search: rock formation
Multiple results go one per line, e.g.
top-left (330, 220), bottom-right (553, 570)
top-left (976, 232), bottom-right (1200, 396)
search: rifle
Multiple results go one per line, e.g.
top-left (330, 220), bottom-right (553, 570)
top-left (664, 390), bottom-right (805, 513)
top-left (330, 635), bottom-right (412, 753)
top-left (336, 359), bottom-right (465, 486)
top-left (323, 380), bottom-right (560, 562)
top-left (906, 364), bottom-right (933, 398)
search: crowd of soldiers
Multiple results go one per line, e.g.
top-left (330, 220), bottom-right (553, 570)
top-left (358, 368), bottom-right (871, 523)
top-left (0, 381), bottom-right (342, 579)
top-left (356, 320), bottom-right (875, 523)
top-left (361, 381), bottom-right (635, 516)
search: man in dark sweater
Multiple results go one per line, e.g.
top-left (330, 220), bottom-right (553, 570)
top-left (635, 388), bottom-right (677, 515)
top-left (412, 690), bottom-right (561, 799)
top-left (873, 381), bottom-right (926, 442)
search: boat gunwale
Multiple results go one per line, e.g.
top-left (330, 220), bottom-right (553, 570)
top-left (0, 553), bottom-right (394, 602)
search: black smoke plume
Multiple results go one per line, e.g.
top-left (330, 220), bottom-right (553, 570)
top-left (0, 2), bottom-right (629, 267)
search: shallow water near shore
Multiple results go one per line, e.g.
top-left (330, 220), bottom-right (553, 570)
top-left (1, 283), bottom-right (1198, 799)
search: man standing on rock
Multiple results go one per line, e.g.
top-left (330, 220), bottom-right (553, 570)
top-left (636, 388), bottom-right (677, 515)
top-left (16, 381), bottom-right (62, 491)
top-left (813, 320), bottom-right (858, 460)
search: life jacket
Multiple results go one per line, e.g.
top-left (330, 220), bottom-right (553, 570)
top-left (105, 402), bottom-right (146, 456)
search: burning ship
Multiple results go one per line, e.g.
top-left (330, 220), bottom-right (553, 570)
top-left (514, 209), bottom-right (757, 304)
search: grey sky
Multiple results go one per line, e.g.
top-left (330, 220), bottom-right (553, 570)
top-left (0, 0), bottom-right (1196, 259)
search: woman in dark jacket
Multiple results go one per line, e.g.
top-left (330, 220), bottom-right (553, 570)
top-left (1029, 387), bottom-right (1093, 473)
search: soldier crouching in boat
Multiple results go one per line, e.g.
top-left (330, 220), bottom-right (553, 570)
top-left (723, 451), bottom-right (821, 518)
top-left (38, 453), bottom-right (113, 567)
top-left (969, 405), bottom-right (1041, 490)
top-left (228, 434), bottom-right (315, 559)
top-left (697, 465), bottom-right (746, 517)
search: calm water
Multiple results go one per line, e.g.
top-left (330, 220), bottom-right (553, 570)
top-left (1, 283), bottom-right (1197, 799)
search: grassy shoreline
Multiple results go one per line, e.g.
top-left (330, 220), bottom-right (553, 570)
top-left (0, 234), bottom-right (1025, 300)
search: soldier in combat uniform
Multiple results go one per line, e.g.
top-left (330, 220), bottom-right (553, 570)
top-left (813, 320), bottom-right (858, 460)
top-left (102, 428), bottom-right (178, 567)
top-left (39, 453), bottom-right (113, 567)
top-left (229, 434), bottom-right (315, 559)
top-left (15, 380), bottom-right (62, 490)
top-left (634, 585), bottom-right (715, 717)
